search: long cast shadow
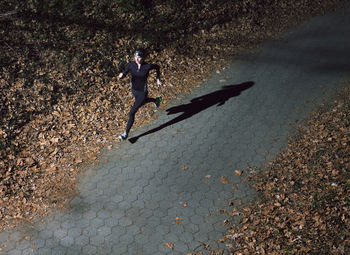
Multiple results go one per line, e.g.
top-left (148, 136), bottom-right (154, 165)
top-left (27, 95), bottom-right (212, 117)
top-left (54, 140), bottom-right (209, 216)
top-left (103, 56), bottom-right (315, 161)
top-left (129, 81), bottom-right (255, 143)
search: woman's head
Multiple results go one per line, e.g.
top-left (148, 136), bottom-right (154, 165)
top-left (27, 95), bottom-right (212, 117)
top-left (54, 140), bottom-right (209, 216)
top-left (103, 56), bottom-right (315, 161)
top-left (134, 50), bottom-right (144, 64)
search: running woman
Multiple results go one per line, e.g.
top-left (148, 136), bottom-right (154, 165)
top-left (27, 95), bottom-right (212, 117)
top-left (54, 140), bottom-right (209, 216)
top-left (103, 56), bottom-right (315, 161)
top-left (118, 50), bottom-right (162, 140)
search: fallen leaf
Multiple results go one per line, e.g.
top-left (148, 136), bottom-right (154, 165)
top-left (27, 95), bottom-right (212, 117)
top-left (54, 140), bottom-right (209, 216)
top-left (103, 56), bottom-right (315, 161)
top-left (228, 211), bottom-right (240, 216)
top-left (76, 158), bottom-right (83, 164)
top-left (175, 216), bottom-right (183, 225)
top-left (218, 237), bottom-right (226, 243)
top-left (235, 170), bottom-right (243, 176)
top-left (220, 176), bottom-right (229, 184)
top-left (50, 137), bottom-right (59, 143)
top-left (165, 242), bottom-right (174, 249)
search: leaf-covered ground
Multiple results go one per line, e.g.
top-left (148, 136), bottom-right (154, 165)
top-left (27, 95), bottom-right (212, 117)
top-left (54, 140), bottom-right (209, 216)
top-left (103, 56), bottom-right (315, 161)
top-left (0, 0), bottom-right (347, 238)
top-left (220, 85), bottom-right (350, 254)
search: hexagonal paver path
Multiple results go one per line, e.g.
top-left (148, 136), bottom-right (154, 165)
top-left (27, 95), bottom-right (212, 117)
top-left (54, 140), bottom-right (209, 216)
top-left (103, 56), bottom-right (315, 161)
top-left (1, 4), bottom-right (350, 255)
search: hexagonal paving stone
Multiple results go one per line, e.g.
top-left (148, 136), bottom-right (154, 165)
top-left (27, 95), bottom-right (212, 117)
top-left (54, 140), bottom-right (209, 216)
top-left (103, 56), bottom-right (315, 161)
top-left (44, 237), bottom-right (60, 248)
top-left (74, 234), bottom-right (90, 246)
top-left (8, 231), bottom-right (24, 242)
top-left (37, 247), bottom-right (52, 255)
top-left (26, 238), bottom-right (45, 250)
top-left (183, 223), bottom-right (200, 235)
top-left (97, 210), bottom-right (111, 220)
top-left (125, 225), bottom-right (141, 236)
top-left (82, 226), bottom-right (97, 237)
top-left (8, 249), bottom-right (22, 255)
top-left (53, 228), bottom-right (68, 239)
top-left (111, 226), bottom-right (126, 238)
top-left (97, 226), bottom-right (112, 237)
top-left (51, 247), bottom-right (68, 255)
top-left (67, 228), bottom-right (82, 239)
top-left (118, 217), bottom-right (133, 227)
top-left (74, 218), bottom-right (90, 229)
top-left (83, 211), bottom-right (97, 221)
top-left (119, 234), bottom-right (134, 246)
top-left (117, 201), bottom-right (132, 211)
top-left (82, 245), bottom-right (98, 255)
top-left (173, 241), bottom-right (190, 253)
top-left (60, 235), bottom-right (75, 247)
top-left (155, 224), bottom-right (170, 236)
top-left (15, 239), bottom-right (32, 250)
top-left (112, 243), bottom-right (128, 254)
top-left (90, 234), bottom-right (105, 246)
top-left (66, 247), bottom-right (82, 255)
top-left (142, 243), bottom-right (159, 255)
top-left (90, 218), bottom-right (104, 229)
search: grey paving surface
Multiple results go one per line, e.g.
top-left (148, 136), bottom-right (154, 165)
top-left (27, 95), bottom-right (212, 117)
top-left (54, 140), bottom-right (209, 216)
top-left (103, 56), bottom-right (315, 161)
top-left (1, 4), bottom-right (350, 255)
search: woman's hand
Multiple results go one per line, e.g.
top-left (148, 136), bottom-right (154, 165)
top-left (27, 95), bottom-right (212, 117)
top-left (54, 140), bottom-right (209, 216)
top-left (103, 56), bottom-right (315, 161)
top-left (118, 73), bottom-right (123, 79)
top-left (156, 79), bottom-right (162, 87)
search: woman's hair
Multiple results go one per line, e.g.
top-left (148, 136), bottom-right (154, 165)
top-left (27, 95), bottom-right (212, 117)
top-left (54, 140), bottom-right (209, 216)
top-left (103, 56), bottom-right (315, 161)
top-left (134, 50), bottom-right (144, 57)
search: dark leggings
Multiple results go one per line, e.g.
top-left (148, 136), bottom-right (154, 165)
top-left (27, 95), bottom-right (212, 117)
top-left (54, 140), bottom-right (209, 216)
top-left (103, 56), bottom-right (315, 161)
top-left (126, 89), bottom-right (156, 134)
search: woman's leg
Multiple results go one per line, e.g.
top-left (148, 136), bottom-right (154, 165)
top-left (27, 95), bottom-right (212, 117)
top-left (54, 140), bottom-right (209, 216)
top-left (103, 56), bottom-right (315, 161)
top-left (125, 90), bottom-right (147, 134)
top-left (144, 94), bottom-right (162, 108)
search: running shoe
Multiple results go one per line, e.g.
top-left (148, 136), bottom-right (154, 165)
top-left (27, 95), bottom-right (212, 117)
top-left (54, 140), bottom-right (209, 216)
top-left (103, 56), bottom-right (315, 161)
top-left (119, 131), bottom-right (128, 140)
top-left (154, 96), bottom-right (162, 108)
